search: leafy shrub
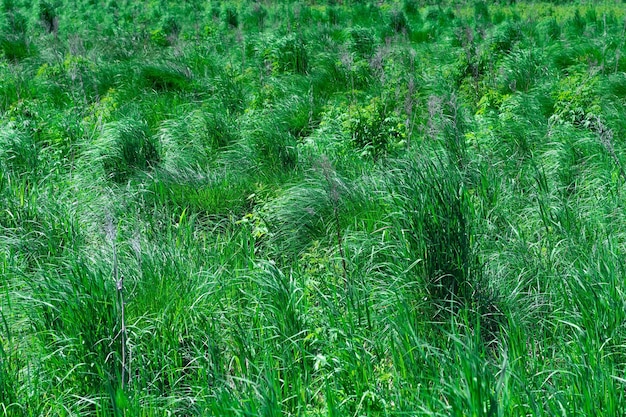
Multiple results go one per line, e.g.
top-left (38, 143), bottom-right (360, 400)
top-left (450, 28), bottom-right (489, 84)
top-left (550, 72), bottom-right (600, 127)
top-left (333, 54), bottom-right (374, 92)
top-left (338, 97), bottom-right (407, 159)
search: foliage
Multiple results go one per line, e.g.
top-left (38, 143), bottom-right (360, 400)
top-left (90, 118), bottom-right (160, 183)
top-left (347, 26), bottom-right (377, 58)
top-left (338, 96), bottom-right (407, 158)
top-left (1, 1), bottom-right (626, 415)
top-left (38, 0), bottom-right (58, 34)
top-left (260, 32), bottom-right (309, 75)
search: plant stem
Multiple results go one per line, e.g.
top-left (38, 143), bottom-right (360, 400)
top-left (108, 215), bottom-right (127, 389)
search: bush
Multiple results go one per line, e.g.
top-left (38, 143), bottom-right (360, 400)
top-left (339, 97), bottom-right (407, 159)
top-left (550, 72), bottom-right (600, 127)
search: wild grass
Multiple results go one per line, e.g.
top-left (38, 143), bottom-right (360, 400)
top-left (1, 0), bottom-right (626, 415)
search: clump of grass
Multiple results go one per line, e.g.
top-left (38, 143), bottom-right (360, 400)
top-left (403, 0), bottom-right (419, 17)
top-left (0, 308), bottom-right (21, 414)
top-left (88, 117), bottom-right (160, 183)
top-left (0, 35), bottom-right (35, 62)
top-left (388, 8), bottom-right (410, 35)
top-left (490, 21), bottom-right (523, 53)
top-left (242, 2), bottom-right (268, 31)
top-left (29, 255), bottom-right (119, 404)
top-left (348, 26), bottom-right (377, 58)
top-left (240, 105), bottom-right (299, 172)
top-left (0, 124), bottom-right (39, 176)
top-left (222, 4), bottom-right (238, 28)
top-left (260, 32), bottom-right (309, 75)
top-left (138, 63), bottom-right (193, 92)
top-left (151, 16), bottom-right (182, 46)
top-left (390, 155), bottom-right (475, 303)
top-left (1, 4), bottom-right (30, 61)
top-left (157, 106), bottom-right (236, 174)
top-left (38, 0), bottom-right (58, 35)
top-left (473, 0), bottom-right (491, 27)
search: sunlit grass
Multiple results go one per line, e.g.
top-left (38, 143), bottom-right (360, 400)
top-left (1, 0), bottom-right (626, 415)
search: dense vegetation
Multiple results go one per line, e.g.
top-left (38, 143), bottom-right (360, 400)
top-left (1, 0), bottom-right (626, 415)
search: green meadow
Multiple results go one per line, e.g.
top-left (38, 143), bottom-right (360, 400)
top-left (1, 0), bottom-right (626, 415)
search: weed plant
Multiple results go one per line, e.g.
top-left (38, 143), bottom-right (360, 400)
top-left (1, 1), bottom-right (626, 416)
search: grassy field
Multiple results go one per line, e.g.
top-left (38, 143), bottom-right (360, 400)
top-left (1, 0), bottom-right (626, 415)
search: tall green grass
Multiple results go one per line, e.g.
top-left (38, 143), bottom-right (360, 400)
top-left (2, 0), bottom-right (626, 415)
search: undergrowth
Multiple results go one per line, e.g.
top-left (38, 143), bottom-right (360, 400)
top-left (1, 0), bottom-right (626, 416)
